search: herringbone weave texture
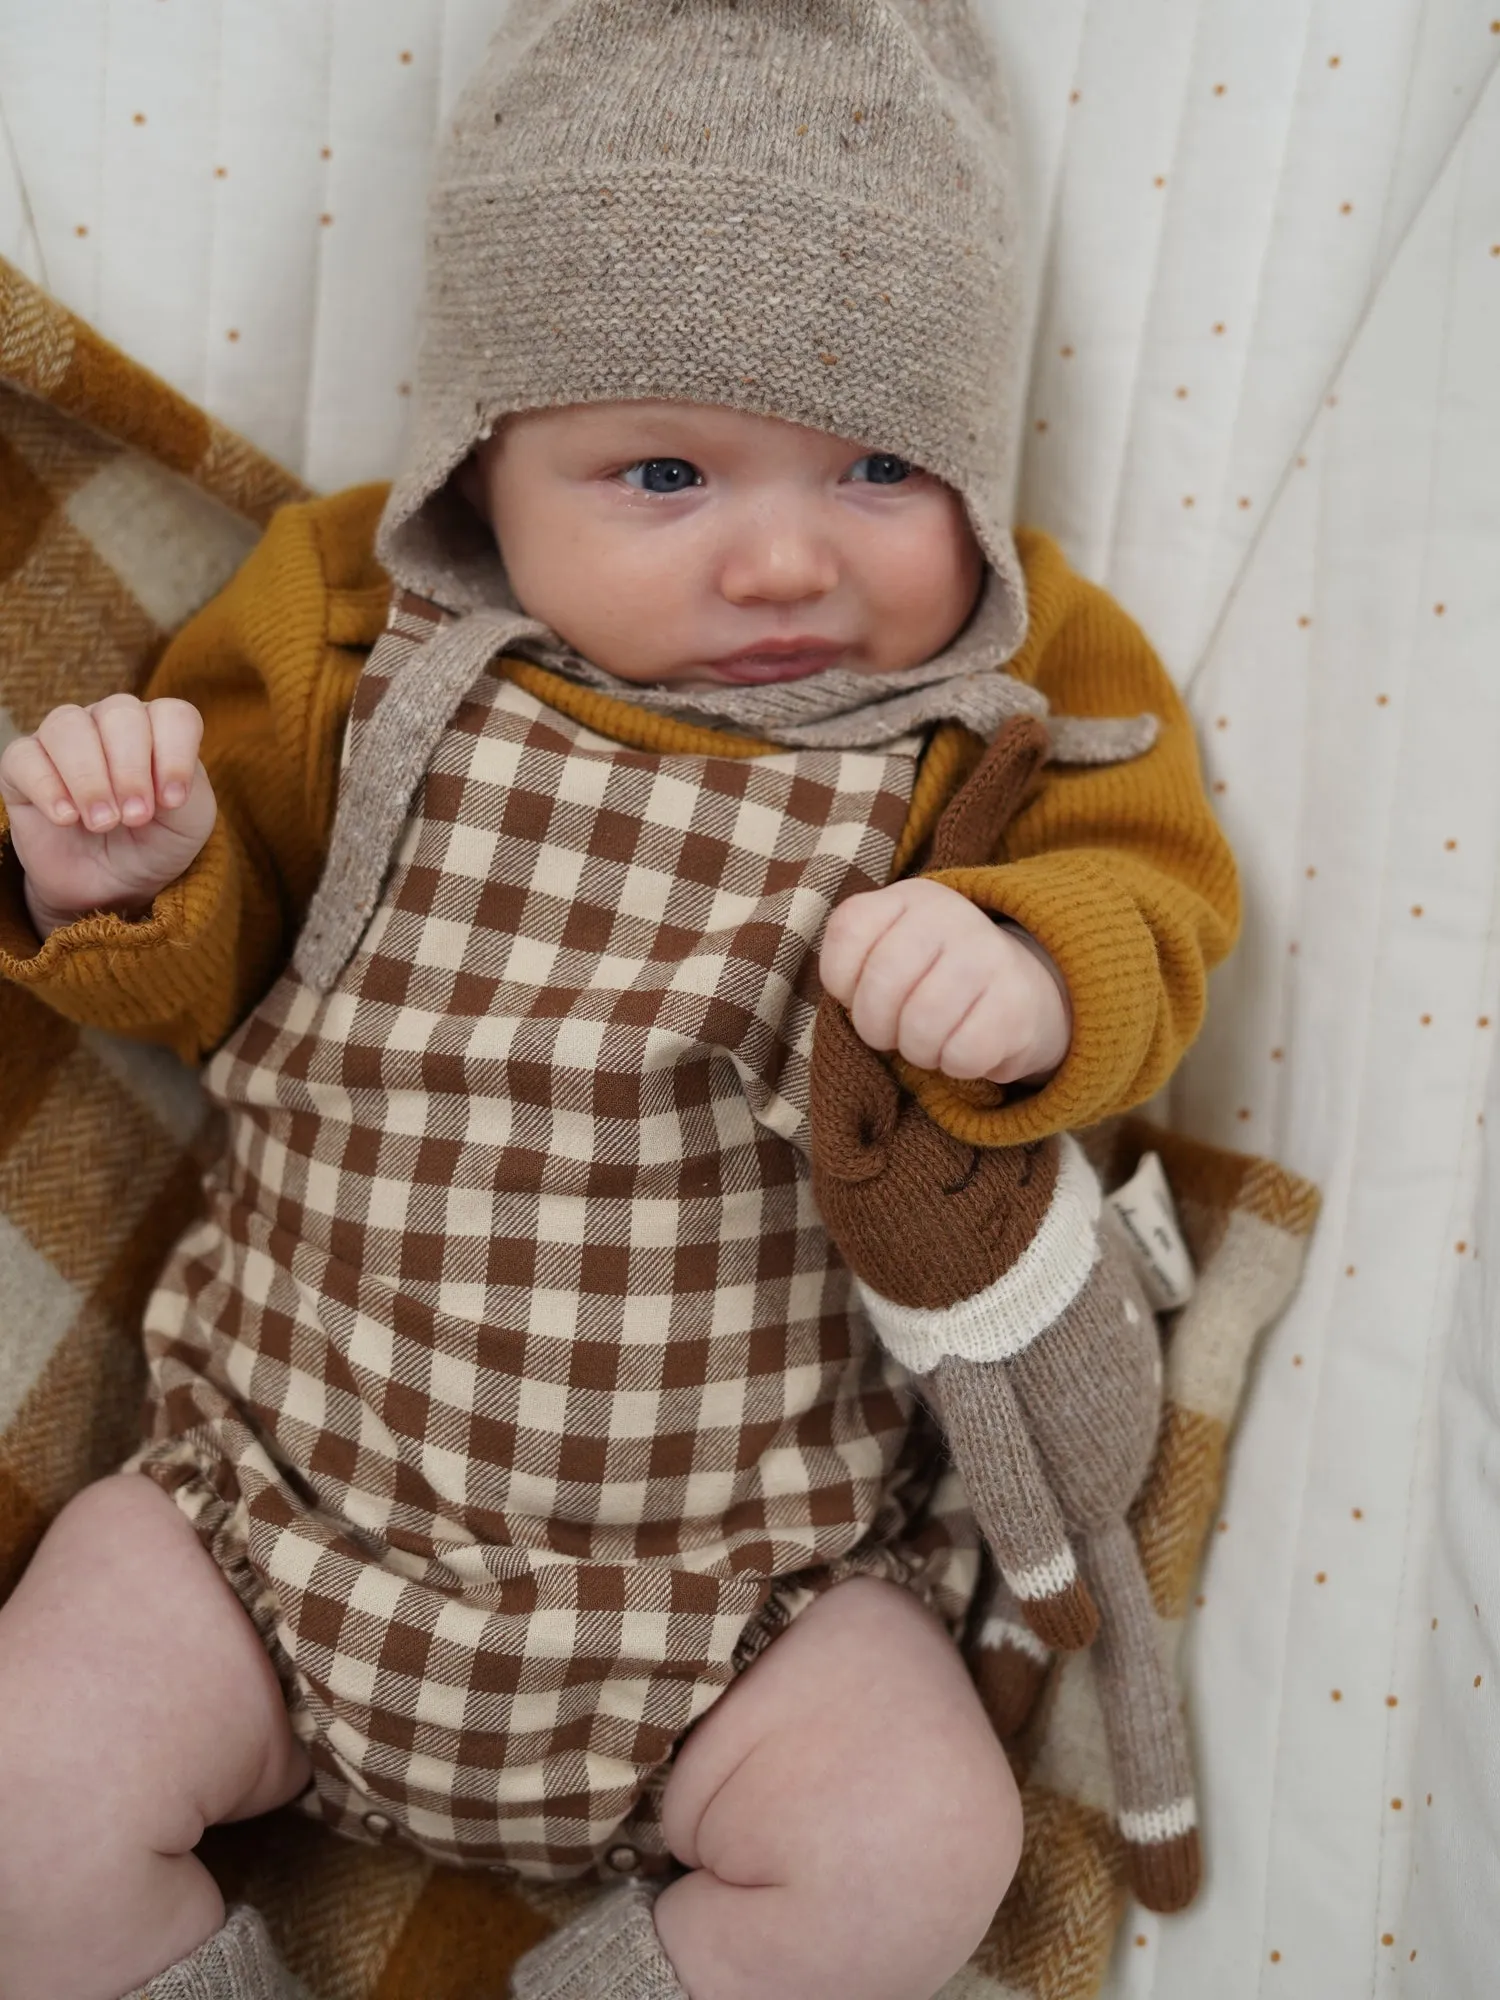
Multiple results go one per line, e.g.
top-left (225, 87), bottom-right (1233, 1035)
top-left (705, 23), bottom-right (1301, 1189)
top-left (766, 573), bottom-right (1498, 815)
top-left (0, 257), bottom-right (1318, 2000)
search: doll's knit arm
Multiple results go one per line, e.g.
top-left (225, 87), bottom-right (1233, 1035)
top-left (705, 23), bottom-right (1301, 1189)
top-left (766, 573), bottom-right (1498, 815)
top-left (897, 529), bottom-right (1241, 1146)
top-left (0, 487), bottom-right (387, 1063)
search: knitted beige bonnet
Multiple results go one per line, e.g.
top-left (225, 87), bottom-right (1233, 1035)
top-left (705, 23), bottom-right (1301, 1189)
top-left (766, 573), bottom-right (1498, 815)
top-left (376, 0), bottom-right (1029, 658)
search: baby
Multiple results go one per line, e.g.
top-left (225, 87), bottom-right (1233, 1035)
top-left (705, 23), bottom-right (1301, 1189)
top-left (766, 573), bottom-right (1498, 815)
top-left (0, 5), bottom-right (1238, 1999)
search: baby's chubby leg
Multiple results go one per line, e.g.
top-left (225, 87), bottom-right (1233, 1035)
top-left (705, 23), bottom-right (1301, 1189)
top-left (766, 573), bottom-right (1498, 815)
top-left (655, 1577), bottom-right (1022, 2000)
top-left (0, 1473), bottom-right (310, 2000)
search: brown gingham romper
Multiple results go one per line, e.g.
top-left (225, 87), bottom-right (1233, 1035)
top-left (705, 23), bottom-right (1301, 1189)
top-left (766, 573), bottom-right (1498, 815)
top-left (128, 604), bottom-right (981, 1880)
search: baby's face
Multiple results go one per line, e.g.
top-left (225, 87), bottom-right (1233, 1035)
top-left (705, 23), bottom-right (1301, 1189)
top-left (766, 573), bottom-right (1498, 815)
top-left (468, 401), bottom-right (985, 687)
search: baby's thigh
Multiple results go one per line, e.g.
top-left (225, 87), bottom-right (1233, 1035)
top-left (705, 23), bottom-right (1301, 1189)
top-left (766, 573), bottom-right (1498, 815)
top-left (663, 1575), bottom-right (1020, 1910)
top-left (0, 1473), bottom-right (309, 1871)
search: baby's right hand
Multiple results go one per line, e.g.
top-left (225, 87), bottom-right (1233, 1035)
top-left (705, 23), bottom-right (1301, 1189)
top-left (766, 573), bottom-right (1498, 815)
top-left (0, 695), bottom-right (216, 939)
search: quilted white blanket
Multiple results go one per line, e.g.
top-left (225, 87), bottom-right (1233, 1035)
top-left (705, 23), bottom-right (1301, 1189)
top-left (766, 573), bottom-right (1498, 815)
top-left (2, 5), bottom-right (1497, 1996)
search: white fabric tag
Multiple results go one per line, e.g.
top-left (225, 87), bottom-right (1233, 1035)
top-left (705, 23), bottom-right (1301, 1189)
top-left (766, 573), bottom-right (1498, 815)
top-left (1105, 1149), bottom-right (1196, 1311)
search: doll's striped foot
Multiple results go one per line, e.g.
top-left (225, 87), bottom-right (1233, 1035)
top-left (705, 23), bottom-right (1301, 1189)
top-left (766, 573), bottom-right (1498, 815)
top-left (1015, 1569), bottom-right (1099, 1652)
top-left (1123, 1812), bottom-right (1202, 1914)
top-left (971, 1608), bottom-right (1052, 1740)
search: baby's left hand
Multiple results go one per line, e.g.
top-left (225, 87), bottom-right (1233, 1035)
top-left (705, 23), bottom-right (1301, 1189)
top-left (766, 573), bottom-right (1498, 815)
top-left (819, 878), bottom-right (1071, 1085)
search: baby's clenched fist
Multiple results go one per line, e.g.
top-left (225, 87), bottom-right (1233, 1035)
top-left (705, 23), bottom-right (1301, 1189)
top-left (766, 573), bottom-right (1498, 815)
top-left (820, 877), bottom-right (1072, 1086)
top-left (0, 694), bottom-right (216, 940)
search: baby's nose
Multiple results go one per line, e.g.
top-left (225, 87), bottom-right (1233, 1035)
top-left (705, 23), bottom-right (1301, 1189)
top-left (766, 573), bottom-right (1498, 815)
top-left (719, 508), bottom-right (840, 605)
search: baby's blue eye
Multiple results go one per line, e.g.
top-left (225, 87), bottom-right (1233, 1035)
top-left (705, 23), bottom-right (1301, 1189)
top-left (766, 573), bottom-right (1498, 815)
top-left (621, 458), bottom-right (702, 493)
top-left (848, 453), bottom-right (914, 484)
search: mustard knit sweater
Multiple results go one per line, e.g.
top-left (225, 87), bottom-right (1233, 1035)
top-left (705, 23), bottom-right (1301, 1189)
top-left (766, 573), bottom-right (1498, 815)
top-left (0, 485), bottom-right (1240, 1148)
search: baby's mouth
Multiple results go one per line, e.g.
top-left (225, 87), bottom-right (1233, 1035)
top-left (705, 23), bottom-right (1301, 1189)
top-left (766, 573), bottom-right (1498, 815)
top-left (707, 641), bottom-right (847, 685)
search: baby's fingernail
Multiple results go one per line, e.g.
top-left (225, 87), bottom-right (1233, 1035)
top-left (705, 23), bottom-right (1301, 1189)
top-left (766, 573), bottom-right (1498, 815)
top-left (53, 800), bottom-right (78, 823)
top-left (121, 795), bottom-right (151, 824)
top-left (161, 781), bottom-right (187, 809)
top-left (87, 802), bottom-right (115, 829)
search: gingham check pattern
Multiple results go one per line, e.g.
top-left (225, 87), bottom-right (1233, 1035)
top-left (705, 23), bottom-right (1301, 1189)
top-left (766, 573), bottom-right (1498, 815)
top-left (130, 600), bottom-right (981, 1878)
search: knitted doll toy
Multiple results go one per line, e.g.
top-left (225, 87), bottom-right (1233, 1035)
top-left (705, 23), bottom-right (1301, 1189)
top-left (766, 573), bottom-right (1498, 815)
top-left (810, 715), bottom-right (1200, 1916)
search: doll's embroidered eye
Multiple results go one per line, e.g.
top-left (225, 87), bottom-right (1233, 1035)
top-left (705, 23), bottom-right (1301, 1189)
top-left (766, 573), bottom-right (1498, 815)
top-left (621, 457), bottom-right (702, 493)
top-left (848, 453), bottom-right (913, 484)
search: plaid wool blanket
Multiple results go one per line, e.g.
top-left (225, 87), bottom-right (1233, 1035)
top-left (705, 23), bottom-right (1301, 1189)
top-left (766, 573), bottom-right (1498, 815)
top-left (0, 255), bottom-right (1319, 2000)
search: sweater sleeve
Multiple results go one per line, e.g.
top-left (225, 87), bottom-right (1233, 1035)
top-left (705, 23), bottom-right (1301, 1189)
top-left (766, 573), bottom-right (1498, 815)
top-left (0, 484), bottom-right (390, 1063)
top-left (899, 529), bottom-right (1242, 1147)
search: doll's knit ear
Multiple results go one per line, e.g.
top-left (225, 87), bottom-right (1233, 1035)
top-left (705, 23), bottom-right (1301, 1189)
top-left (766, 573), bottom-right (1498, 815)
top-left (928, 715), bottom-right (1051, 871)
top-left (809, 995), bottom-right (900, 1184)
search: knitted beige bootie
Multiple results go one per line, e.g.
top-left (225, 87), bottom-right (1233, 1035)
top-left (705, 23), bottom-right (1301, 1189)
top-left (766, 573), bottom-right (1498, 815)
top-left (510, 1881), bottom-right (687, 1999)
top-left (125, 1906), bottom-right (293, 1998)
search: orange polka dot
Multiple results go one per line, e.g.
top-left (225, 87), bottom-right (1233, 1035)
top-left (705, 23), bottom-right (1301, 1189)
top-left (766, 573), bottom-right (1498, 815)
top-left (1293, 1355), bottom-right (1304, 1367)
top-left (1382, 1934), bottom-right (1394, 1948)
top-left (1412, 905), bottom-right (1424, 917)
top-left (1316, 1571), bottom-right (1327, 1583)
top-left (1435, 602), bottom-right (1447, 615)
top-left (1154, 175), bottom-right (1167, 188)
top-left (1298, 615), bottom-right (1313, 628)
top-left (1421, 1014), bottom-right (1432, 1025)
top-left (74, 223), bottom-right (88, 237)
top-left (1270, 1951), bottom-right (1282, 1964)
top-left (1446, 839), bottom-right (1458, 850)
top-left (132, 111), bottom-right (146, 125)
top-left (1217, 1519), bottom-right (1229, 1533)
top-left (399, 49), bottom-right (413, 63)
top-left (1392, 1798), bottom-right (1403, 1810)
top-left (1297, 455), bottom-right (1309, 468)
top-left (1288, 940), bottom-right (1299, 954)
top-left (1195, 1593), bottom-right (1206, 1608)
top-left (1340, 202), bottom-right (1354, 215)
top-left (1478, 1015), bottom-right (1491, 1028)
top-left (397, 382), bottom-right (411, 397)
top-left (1271, 1047), bottom-right (1284, 1060)
top-left (1183, 495), bottom-right (1197, 508)
top-left (1175, 386), bottom-right (1189, 399)
top-left (1060, 345), bottom-right (1075, 359)
top-left (1215, 716), bottom-right (1228, 729)
top-left (1070, 89), bottom-right (1082, 104)
top-left (321, 146), bottom-right (332, 160)
top-left (1477, 1676), bottom-right (1484, 1688)
top-left (1353, 1508), bottom-right (1364, 1520)
top-left (1213, 321), bottom-right (1226, 334)
top-left (1332, 1689), bottom-right (1343, 1701)
top-left (319, 213), bottom-right (333, 226)
top-left (1457, 1242), bottom-right (1468, 1254)
top-left (1411, 1951), bottom-right (1418, 1963)
top-left (1306, 864), bottom-right (1317, 877)
top-left (1135, 1934), bottom-right (1148, 1947)
top-left (1035, 419), bottom-right (1049, 433)
top-left (1387, 1695), bottom-right (1399, 1708)
top-left (226, 329), bottom-right (240, 343)
top-left (1329, 54), bottom-right (1342, 66)
top-left (1238, 496), bottom-right (1252, 509)
top-left (1236, 1107), bottom-right (1251, 1121)
top-left (1346, 1264), bottom-right (1356, 1276)
top-left (1213, 82), bottom-right (1227, 95)
top-left (1327, 394), bottom-right (1340, 407)
top-left (213, 165), bottom-right (227, 179)
top-left (1427, 1792), bottom-right (1433, 1803)
top-left (1212, 780), bottom-right (1226, 794)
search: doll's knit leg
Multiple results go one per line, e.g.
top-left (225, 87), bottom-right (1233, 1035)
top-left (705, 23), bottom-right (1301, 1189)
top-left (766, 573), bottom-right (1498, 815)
top-left (509, 1880), bottom-right (685, 1999)
top-left (123, 1907), bottom-right (293, 1999)
top-left (1076, 1519), bottom-right (1200, 1912)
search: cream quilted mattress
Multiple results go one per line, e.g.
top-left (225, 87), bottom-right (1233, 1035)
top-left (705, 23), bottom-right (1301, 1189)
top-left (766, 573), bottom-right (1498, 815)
top-left (2, 4), bottom-right (1498, 1995)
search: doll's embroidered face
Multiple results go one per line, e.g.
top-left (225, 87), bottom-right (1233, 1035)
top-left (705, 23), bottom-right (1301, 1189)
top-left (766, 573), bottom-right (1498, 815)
top-left (465, 400), bottom-right (985, 687)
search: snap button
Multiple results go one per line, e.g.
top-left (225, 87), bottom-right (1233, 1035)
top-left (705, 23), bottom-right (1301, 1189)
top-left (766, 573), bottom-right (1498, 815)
top-left (607, 1843), bottom-right (641, 1874)
top-left (362, 1811), bottom-right (395, 1838)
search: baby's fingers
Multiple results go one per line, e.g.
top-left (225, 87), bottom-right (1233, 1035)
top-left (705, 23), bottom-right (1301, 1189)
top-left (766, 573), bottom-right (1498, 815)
top-left (0, 733), bottom-right (78, 825)
top-left (145, 698), bottom-right (205, 813)
top-left (34, 703), bottom-right (117, 829)
top-left (91, 693), bottom-right (157, 826)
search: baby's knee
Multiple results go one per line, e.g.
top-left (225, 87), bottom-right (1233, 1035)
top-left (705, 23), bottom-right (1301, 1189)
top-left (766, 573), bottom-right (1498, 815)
top-left (887, 1713), bottom-right (1023, 1944)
